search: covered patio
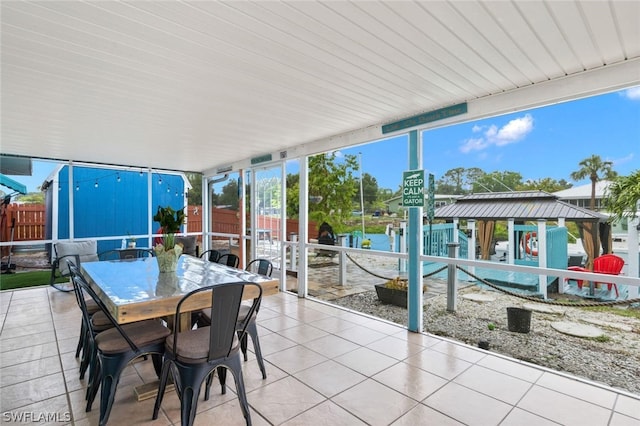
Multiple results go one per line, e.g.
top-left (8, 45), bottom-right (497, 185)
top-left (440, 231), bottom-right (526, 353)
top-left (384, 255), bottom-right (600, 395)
top-left (2, 286), bottom-right (639, 425)
top-left (2, 1), bottom-right (640, 424)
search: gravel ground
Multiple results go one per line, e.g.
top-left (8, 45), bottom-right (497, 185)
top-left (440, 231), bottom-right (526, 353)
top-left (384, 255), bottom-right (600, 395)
top-left (330, 285), bottom-right (640, 396)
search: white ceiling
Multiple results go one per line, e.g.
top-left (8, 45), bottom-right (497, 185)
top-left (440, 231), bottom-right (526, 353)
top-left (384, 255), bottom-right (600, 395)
top-left (2, 1), bottom-right (639, 175)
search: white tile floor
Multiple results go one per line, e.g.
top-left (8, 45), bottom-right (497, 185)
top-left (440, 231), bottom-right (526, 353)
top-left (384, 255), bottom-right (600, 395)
top-left (1, 286), bottom-right (639, 425)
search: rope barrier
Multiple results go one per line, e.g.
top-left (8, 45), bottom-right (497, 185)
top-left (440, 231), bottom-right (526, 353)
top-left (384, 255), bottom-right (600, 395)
top-left (456, 265), bottom-right (640, 307)
top-left (345, 253), bottom-right (447, 281)
top-left (342, 252), bottom-right (639, 307)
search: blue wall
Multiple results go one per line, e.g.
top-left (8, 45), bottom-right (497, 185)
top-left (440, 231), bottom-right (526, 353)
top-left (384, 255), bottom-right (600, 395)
top-left (48, 166), bottom-right (187, 253)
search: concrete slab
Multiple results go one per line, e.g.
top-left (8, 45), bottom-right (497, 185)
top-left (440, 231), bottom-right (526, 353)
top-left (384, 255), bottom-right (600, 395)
top-left (462, 293), bottom-right (496, 303)
top-left (581, 318), bottom-right (635, 332)
top-left (551, 321), bottom-right (605, 338)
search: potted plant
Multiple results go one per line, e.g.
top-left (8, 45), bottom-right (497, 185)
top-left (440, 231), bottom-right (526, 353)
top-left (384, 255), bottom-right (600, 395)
top-left (152, 205), bottom-right (186, 272)
top-left (375, 277), bottom-right (427, 308)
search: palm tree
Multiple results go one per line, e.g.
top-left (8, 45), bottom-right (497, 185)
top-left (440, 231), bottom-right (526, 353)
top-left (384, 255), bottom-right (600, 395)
top-left (570, 155), bottom-right (617, 210)
top-left (605, 170), bottom-right (640, 222)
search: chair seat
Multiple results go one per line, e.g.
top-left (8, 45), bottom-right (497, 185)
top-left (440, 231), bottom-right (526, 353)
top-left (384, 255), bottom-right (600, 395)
top-left (96, 320), bottom-right (170, 355)
top-left (86, 298), bottom-right (100, 315)
top-left (90, 311), bottom-right (114, 332)
top-left (166, 327), bottom-right (240, 364)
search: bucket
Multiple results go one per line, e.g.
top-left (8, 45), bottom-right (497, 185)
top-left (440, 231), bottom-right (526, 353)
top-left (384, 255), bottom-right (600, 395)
top-left (506, 307), bottom-right (532, 333)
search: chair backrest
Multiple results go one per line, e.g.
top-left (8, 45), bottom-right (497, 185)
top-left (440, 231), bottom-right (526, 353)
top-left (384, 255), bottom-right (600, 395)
top-left (67, 260), bottom-right (89, 313)
top-left (54, 240), bottom-right (99, 276)
top-left (69, 263), bottom-right (141, 353)
top-left (200, 249), bottom-right (221, 263)
top-left (218, 253), bottom-right (240, 268)
top-left (99, 248), bottom-right (154, 261)
top-left (593, 254), bottom-right (625, 275)
top-left (246, 259), bottom-right (273, 277)
top-left (174, 236), bottom-right (197, 256)
top-left (171, 282), bottom-right (262, 361)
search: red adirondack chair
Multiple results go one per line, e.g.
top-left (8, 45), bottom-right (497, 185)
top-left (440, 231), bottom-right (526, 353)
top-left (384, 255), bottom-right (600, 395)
top-left (567, 254), bottom-right (625, 297)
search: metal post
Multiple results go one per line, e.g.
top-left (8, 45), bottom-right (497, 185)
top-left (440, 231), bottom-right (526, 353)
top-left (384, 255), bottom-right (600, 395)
top-left (399, 221), bottom-right (407, 273)
top-left (290, 233), bottom-right (298, 272)
top-left (338, 234), bottom-right (347, 286)
top-left (447, 243), bottom-right (460, 313)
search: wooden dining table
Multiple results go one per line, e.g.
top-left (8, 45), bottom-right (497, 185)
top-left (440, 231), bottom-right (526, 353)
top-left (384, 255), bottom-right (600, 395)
top-left (81, 254), bottom-right (278, 325)
top-left (81, 254), bottom-right (279, 400)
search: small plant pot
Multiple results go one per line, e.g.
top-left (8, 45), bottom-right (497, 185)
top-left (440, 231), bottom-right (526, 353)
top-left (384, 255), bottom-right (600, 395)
top-left (375, 284), bottom-right (408, 308)
top-left (507, 307), bottom-right (532, 333)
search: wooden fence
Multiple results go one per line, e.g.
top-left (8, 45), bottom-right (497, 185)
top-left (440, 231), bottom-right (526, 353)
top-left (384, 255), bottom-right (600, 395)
top-left (2, 204), bottom-right (316, 245)
top-left (187, 206), bottom-right (317, 241)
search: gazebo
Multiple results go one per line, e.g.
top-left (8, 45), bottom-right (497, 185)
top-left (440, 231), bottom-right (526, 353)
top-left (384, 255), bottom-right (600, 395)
top-left (435, 191), bottom-right (610, 297)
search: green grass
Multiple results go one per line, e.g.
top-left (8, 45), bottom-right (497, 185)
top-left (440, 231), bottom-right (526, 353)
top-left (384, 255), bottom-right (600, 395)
top-left (0, 271), bottom-right (66, 291)
top-left (582, 305), bottom-right (640, 320)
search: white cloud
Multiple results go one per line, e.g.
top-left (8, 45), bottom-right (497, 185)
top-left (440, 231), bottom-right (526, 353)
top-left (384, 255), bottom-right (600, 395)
top-left (472, 124), bottom-right (482, 133)
top-left (459, 137), bottom-right (489, 153)
top-left (460, 114), bottom-right (534, 153)
top-left (613, 153), bottom-right (634, 166)
top-left (622, 86), bottom-right (640, 100)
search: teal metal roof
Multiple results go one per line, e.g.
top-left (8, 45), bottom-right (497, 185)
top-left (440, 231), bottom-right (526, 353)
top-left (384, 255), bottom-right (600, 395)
top-left (0, 174), bottom-right (27, 195)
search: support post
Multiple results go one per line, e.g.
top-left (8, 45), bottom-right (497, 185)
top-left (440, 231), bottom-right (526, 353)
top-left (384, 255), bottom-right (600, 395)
top-left (538, 219), bottom-right (547, 299)
top-left (338, 234), bottom-right (347, 286)
top-left (468, 219), bottom-right (476, 279)
top-left (290, 233), bottom-right (298, 272)
top-left (407, 130), bottom-right (423, 332)
top-left (447, 243), bottom-right (460, 313)
top-left (399, 221), bottom-right (407, 273)
top-left (628, 216), bottom-right (639, 298)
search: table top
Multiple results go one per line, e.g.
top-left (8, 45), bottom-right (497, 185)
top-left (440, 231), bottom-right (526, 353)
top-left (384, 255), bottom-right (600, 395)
top-left (81, 255), bottom-right (278, 324)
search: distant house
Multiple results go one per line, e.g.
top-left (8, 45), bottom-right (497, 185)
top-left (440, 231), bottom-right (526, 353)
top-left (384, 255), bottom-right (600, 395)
top-left (552, 181), bottom-right (612, 212)
top-left (552, 181), bottom-right (634, 234)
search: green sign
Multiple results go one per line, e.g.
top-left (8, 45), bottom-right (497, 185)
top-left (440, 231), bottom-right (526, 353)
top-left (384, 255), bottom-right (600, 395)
top-left (251, 153), bottom-right (272, 165)
top-left (402, 169), bottom-right (424, 207)
top-left (382, 102), bottom-right (467, 134)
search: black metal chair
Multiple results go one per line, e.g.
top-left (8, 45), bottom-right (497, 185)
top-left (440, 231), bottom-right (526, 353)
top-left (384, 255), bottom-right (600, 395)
top-left (217, 253), bottom-right (240, 268)
top-left (200, 249), bottom-right (221, 263)
top-left (153, 281), bottom-right (262, 426)
top-left (67, 261), bottom-right (113, 382)
top-left (199, 259), bottom-right (272, 380)
top-left (98, 248), bottom-right (154, 261)
top-left (70, 265), bottom-right (170, 425)
top-left (245, 258), bottom-right (273, 277)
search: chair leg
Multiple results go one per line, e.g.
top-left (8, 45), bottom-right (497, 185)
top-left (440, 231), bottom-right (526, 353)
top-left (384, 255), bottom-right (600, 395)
top-left (175, 364), bottom-right (210, 426)
top-left (227, 355), bottom-right (252, 425)
top-left (96, 354), bottom-right (130, 426)
top-left (610, 284), bottom-right (619, 298)
top-left (246, 322), bottom-right (266, 379)
top-left (86, 354), bottom-right (100, 410)
top-left (204, 366), bottom-right (227, 401)
top-left (239, 331), bottom-right (249, 361)
top-left (152, 360), bottom-right (173, 420)
top-left (76, 322), bottom-right (86, 358)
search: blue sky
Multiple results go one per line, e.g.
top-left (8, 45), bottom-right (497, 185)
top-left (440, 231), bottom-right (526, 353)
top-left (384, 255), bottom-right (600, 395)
top-left (4, 87), bottom-right (639, 194)
top-left (339, 86), bottom-right (639, 191)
